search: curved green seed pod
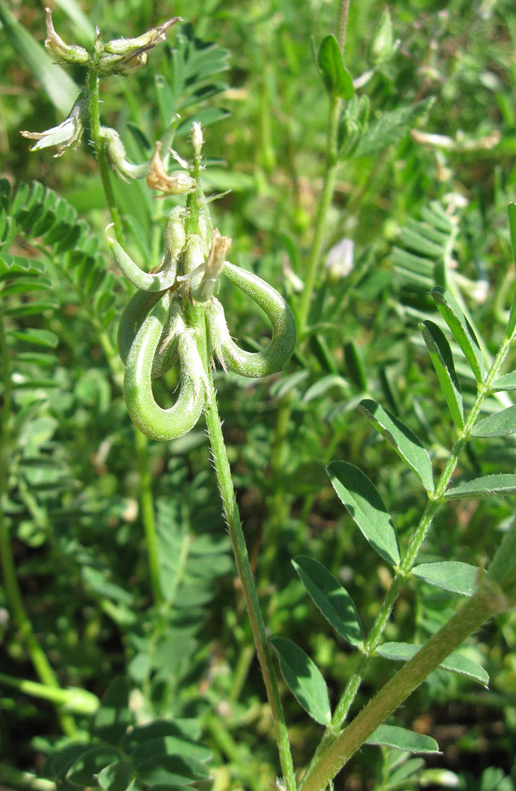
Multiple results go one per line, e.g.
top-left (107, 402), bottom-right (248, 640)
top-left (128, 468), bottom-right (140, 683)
top-left (107, 230), bottom-right (179, 292)
top-left (117, 289), bottom-right (181, 379)
top-left (206, 262), bottom-right (297, 378)
top-left (124, 291), bottom-right (205, 441)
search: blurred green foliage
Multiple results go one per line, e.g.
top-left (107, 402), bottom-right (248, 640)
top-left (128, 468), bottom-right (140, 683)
top-left (1, 0), bottom-right (516, 789)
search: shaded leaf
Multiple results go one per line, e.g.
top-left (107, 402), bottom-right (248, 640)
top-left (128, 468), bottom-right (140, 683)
top-left (293, 556), bottom-right (363, 646)
top-left (137, 753), bottom-right (210, 786)
top-left (66, 747), bottom-right (120, 786)
top-left (9, 328), bottom-right (59, 348)
top-left (270, 637), bottom-right (331, 725)
top-left (97, 760), bottom-right (135, 791)
top-left (327, 461), bottom-right (400, 566)
top-left (317, 35), bottom-right (354, 99)
top-left (431, 287), bottom-right (486, 384)
top-left (357, 399), bottom-right (434, 492)
top-left (377, 642), bottom-right (489, 686)
top-left (412, 561), bottom-right (477, 596)
top-left (420, 320), bottom-right (464, 429)
top-left (471, 406), bottom-right (516, 438)
top-left (93, 677), bottom-right (132, 745)
top-left (366, 725), bottom-right (440, 754)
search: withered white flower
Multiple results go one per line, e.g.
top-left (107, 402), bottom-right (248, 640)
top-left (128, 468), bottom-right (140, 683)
top-left (21, 93), bottom-right (87, 157)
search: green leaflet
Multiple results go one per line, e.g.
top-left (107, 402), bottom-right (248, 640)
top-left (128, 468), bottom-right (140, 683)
top-left (366, 724), bottom-right (440, 754)
top-left (327, 461), bottom-right (400, 566)
top-left (420, 320), bottom-right (464, 430)
top-left (431, 286), bottom-right (486, 385)
top-left (412, 561), bottom-right (478, 596)
top-left (377, 642), bottom-right (489, 686)
top-left (445, 473), bottom-right (516, 499)
top-left (491, 371), bottom-right (516, 391)
top-left (317, 35), bottom-right (354, 99)
top-left (471, 406), bottom-right (516, 438)
top-left (270, 637), bottom-right (331, 725)
top-left (293, 556), bottom-right (363, 646)
top-left (357, 399), bottom-right (434, 493)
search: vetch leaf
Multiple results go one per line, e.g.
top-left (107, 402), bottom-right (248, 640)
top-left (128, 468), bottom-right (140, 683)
top-left (303, 375), bottom-right (349, 403)
top-left (9, 328), bottom-right (59, 348)
top-left (420, 320), bottom-right (464, 429)
top-left (491, 371), bottom-right (516, 391)
top-left (317, 35), bottom-right (354, 99)
top-left (97, 760), bottom-right (135, 791)
top-left (471, 406), bottom-right (516, 438)
top-left (412, 561), bottom-right (477, 596)
top-left (431, 286), bottom-right (486, 384)
top-left (66, 747), bottom-right (120, 786)
top-left (354, 99), bottom-right (433, 158)
top-left (377, 642), bottom-right (489, 686)
top-left (357, 400), bottom-right (434, 493)
top-left (270, 637), bottom-right (331, 725)
top-left (445, 474), bottom-right (516, 500)
top-left (293, 556), bottom-right (363, 646)
top-left (327, 461), bottom-right (400, 566)
top-left (137, 754), bottom-right (210, 786)
top-left (366, 724), bottom-right (440, 754)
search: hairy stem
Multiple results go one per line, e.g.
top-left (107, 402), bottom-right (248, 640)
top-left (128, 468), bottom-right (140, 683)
top-left (302, 325), bottom-right (516, 782)
top-left (300, 584), bottom-right (506, 791)
top-left (200, 315), bottom-right (297, 791)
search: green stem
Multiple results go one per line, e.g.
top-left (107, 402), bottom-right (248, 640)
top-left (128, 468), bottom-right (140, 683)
top-left (297, 96), bottom-right (340, 338)
top-left (300, 584), bottom-right (506, 791)
top-left (302, 325), bottom-right (516, 781)
top-left (200, 316), bottom-right (297, 791)
top-left (135, 429), bottom-right (163, 606)
top-left (88, 65), bottom-right (124, 242)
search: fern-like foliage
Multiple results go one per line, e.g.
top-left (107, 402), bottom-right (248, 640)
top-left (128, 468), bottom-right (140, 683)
top-left (392, 200), bottom-right (460, 294)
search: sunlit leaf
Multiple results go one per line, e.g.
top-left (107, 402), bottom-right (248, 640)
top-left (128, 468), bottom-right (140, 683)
top-left (327, 461), bottom-right (400, 566)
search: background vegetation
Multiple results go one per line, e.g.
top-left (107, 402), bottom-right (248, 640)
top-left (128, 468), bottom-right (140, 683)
top-left (1, 0), bottom-right (516, 789)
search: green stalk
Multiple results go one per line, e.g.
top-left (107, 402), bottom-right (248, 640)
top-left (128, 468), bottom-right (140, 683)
top-left (88, 63), bottom-right (123, 242)
top-left (0, 305), bottom-right (77, 738)
top-left (296, 95), bottom-right (340, 338)
top-left (135, 429), bottom-right (163, 605)
top-left (200, 315), bottom-right (297, 791)
top-left (302, 324), bottom-right (516, 780)
top-left (300, 583), bottom-right (507, 791)
top-left (88, 59), bottom-right (162, 605)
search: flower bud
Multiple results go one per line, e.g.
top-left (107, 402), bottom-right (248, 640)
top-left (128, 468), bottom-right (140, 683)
top-left (21, 92), bottom-right (88, 157)
top-left (44, 7), bottom-right (89, 64)
top-left (99, 17), bottom-right (181, 75)
top-left (192, 122), bottom-right (204, 157)
top-left (146, 142), bottom-right (196, 195)
top-left (325, 238), bottom-right (354, 283)
top-left (192, 229), bottom-right (231, 303)
top-left (163, 207), bottom-right (186, 262)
